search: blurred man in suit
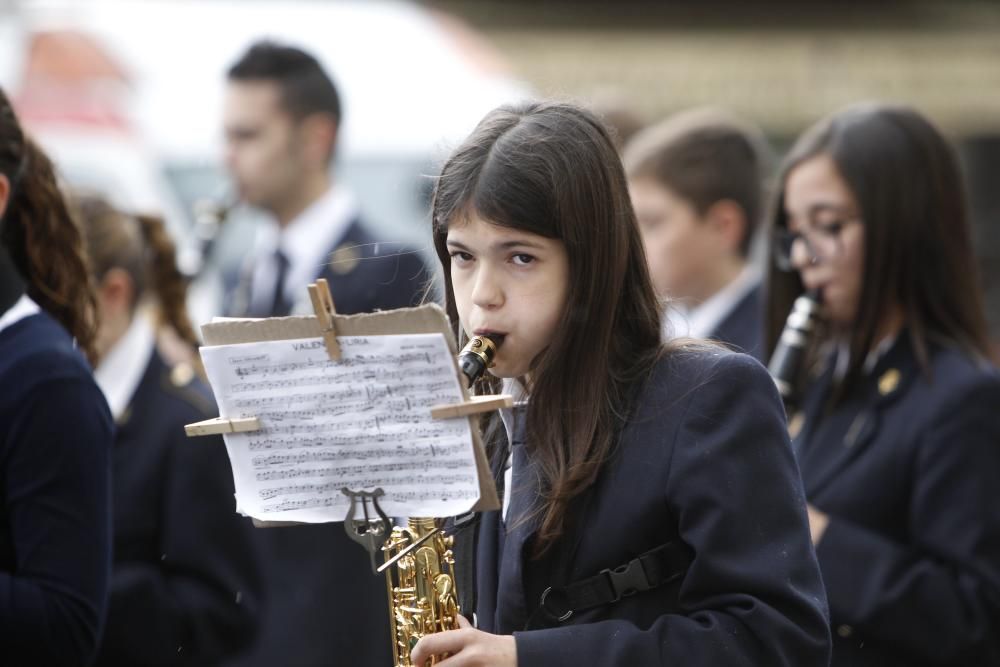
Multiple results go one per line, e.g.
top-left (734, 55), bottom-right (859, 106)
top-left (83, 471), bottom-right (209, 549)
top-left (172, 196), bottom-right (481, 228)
top-left (224, 40), bottom-right (427, 318)
top-left (624, 108), bottom-right (770, 361)
top-left (222, 41), bottom-right (426, 667)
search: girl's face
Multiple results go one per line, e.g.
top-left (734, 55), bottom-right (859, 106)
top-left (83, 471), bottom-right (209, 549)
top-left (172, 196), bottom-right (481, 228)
top-left (446, 213), bottom-right (570, 379)
top-left (782, 154), bottom-right (865, 326)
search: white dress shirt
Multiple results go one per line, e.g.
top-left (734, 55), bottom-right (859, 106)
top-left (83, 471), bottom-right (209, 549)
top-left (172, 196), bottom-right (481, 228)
top-left (249, 185), bottom-right (359, 316)
top-left (94, 311), bottom-right (156, 422)
top-left (0, 294), bottom-right (40, 334)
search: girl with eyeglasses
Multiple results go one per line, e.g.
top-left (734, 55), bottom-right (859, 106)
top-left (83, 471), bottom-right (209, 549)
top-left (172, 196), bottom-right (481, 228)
top-left (766, 103), bottom-right (1000, 666)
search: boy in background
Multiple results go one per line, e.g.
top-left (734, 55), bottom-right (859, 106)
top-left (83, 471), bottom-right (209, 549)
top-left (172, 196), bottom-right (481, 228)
top-left (625, 107), bottom-right (771, 361)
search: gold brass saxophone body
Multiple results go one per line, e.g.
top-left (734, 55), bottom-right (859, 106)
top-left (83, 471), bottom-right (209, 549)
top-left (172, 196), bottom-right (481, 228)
top-left (383, 518), bottom-right (460, 665)
top-left (382, 334), bottom-right (499, 667)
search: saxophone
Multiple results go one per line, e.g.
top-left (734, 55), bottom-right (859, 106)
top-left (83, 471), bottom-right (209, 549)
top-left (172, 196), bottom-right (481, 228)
top-left (380, 334), bottom-right (500, 666)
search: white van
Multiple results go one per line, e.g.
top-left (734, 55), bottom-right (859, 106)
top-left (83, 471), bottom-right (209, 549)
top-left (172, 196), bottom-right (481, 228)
top-left (0, 0), bottom-right (529, 317)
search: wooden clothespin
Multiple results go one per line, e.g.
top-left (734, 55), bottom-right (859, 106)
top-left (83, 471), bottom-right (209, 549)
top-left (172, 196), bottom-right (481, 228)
top-left (430, 394), bottom-right (514, 420)
top-left (307, 278), bottom-right (341, 360)
top-left (185, 416), bottom-right (261, 437)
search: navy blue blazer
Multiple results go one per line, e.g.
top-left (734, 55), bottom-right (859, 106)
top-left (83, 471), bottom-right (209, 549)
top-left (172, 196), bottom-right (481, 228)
top-left (94, 351), bottom-right (262, 666)
top-left (227, 217), bottom-right (429, 318)
top-left (226, 217), bottom-right (427, 667)
top-left (709, 283), bottom-right (765, 363)
top-left (463, 349), bottom-right (831, 666)
top-left (0, 313), bottom-right (113, 666)
top-left (795, 331), bottom-right (1000, 666)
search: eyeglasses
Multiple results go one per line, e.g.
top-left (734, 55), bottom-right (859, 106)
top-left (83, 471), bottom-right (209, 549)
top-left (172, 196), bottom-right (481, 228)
top-left (772, 219), bottom-right (860, 272)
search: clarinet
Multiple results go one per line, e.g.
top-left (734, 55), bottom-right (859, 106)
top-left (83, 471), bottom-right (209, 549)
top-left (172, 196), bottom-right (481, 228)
top-left (767, 290), bottom-right (822, 412)
top-left (178, 195), bottom-right (236, 280)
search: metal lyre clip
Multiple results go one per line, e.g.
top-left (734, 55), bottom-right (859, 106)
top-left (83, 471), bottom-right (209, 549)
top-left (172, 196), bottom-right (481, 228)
top-left (342, 488), bottom-right (391, 573)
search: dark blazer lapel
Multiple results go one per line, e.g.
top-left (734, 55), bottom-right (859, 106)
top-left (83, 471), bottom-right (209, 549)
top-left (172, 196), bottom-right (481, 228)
top-left (474, 510), bottom-right (501, 631)
top-left (801, 398), bottom-right (879, 498)
top-left (494, 489), bottom-right (542, 634)
top-left (315, 217), bottom-right (363, 294)
top-left (319, 217), bottom-right (366, 277)
top-left (710, 283), bottom-right (764, 361)
top-left (801, 334), bottom-right (917, 498)
top-left (793, 355), bottom-right (836, 460)
top-left (472, 435), bottom-right (512, 632)
top-left (495, 407), bottom-right (543, 633)
top-left (316, 217), bottom-right (428, 315)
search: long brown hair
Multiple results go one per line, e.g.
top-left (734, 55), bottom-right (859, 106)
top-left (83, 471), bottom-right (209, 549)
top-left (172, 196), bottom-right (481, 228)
top-left (0, 87), bottom-right (98, 363)
top-left (432, 101), bottom-right (664, 554)
top-left (766, 103), bottom-right (992, 397)
top-left (74, 193), bottom-right (199, 352)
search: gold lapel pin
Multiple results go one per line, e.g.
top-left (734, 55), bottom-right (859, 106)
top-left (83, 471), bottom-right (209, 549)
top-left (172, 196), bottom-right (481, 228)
top-left (329, 243), bottom-right (361, 275)
top-left (170, 362), bottom-right (195, 388)
top-left (787, 411), bottom-right (806, 440)
top-left (878, 368), bottom-right (900, 396)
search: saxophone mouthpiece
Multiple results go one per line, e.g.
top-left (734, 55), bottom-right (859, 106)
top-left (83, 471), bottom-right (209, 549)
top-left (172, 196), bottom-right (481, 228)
top-left (457, 334), bottom-right (502, 387)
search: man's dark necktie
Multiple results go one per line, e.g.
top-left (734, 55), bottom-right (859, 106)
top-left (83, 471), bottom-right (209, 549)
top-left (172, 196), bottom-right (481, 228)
top-left (269, 248), bottom-right (291, 317)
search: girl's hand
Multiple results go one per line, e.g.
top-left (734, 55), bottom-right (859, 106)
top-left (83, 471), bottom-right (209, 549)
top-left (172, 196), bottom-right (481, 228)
top-left (410, 614), bottom-right (517, 667)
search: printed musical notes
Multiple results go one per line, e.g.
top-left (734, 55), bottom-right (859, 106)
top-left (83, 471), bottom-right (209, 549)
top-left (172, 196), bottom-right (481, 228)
top-left (200, 333), bottom-right (480, 522)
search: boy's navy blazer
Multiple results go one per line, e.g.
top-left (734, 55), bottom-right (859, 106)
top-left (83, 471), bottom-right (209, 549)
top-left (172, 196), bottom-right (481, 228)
top-left (795, 331), bottom-right (1000, 666)
top-left (227, 216), bottom-right (429, 318)
top-left (94, 351), bottom-right (262, 665)
top-left (709, 283), bottom-right (765, 363)
top-left (461, 349), bottom-right (832, 667)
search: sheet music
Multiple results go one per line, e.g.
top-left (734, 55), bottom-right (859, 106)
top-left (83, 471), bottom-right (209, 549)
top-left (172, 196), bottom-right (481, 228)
top-left (200, 333), bottom-right (480, 522)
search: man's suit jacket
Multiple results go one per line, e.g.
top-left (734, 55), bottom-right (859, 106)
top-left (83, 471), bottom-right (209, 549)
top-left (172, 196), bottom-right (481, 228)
top-left (457, 349), bottom-right (832, 667)
top-left (227, 217), bottom-right (429, 318)
top-left (225, 216), bottom-right (429, 667)
top-left (95, 352), bottom-right (261, 665)
top-left (795, 331), bottom-right (1000, 666)
top-left (709, 283), bottom-right (764, 363)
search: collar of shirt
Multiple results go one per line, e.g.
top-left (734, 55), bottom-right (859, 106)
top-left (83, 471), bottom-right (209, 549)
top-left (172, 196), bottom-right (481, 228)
top-left (832, 331), bottom-right (900, 382)
top-left (665, 264), bottom-right (760, 341)
top-left (498, 378), bottom-right (529, 520)
top-left (0, 294), bottom-right (40, 334)
top-left (249, 185), bottom-right (358, 315)
top-left (95, 309), bottom-right (156, 421)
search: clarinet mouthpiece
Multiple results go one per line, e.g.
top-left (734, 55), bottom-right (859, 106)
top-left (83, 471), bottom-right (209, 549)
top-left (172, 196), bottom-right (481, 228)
top-left (768, 290), bottom-right (823, 409)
